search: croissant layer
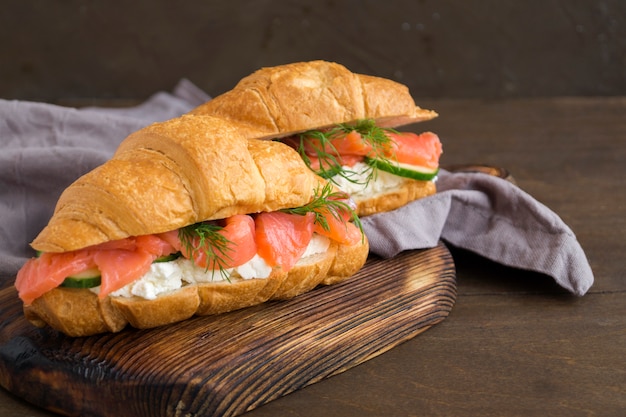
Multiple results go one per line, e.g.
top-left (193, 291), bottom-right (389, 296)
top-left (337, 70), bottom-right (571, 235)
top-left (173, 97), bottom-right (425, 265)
top-left (32, 115), bottom-right (323, 253)
top-left (189, 60), bottom-right (438, 139)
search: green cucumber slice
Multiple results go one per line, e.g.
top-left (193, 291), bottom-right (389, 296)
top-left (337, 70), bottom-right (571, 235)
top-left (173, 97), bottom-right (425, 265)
top-left (154, 252), bottom-right (181, 263)
top-left (60, 268), bottom-right (102, 288)
top-left (51, 251), bottom-right (180, 289)
top-left (365, 157), bottom-right (439, 181)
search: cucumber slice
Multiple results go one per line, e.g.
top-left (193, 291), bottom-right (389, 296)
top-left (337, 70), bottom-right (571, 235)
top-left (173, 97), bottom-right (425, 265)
top-left (51, 251), bottom-right (180, 289)
top-left (60, 268), bottom-right (102, 288)
top-left (365, 157), bottom-right (439, 181)
top-left (154, 252), bottom-right (181, 263)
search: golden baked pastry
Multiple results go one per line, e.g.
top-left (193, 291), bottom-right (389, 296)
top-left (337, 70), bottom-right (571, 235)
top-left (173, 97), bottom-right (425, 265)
top-left (190, 61), bottom-right (442, 217)
top-left (17, 114), bottom-right (368, 337)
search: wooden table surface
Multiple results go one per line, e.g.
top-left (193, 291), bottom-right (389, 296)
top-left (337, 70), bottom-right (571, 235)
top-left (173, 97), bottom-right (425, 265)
top-left (1, 97), bottom-right (624, 416)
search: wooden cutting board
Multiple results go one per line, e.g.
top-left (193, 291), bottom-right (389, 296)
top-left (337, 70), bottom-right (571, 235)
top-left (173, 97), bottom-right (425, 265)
top-left (0, 243), bottom-right (456, 417)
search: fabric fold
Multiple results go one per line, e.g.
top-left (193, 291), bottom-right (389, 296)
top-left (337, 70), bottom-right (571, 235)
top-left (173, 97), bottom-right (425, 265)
top-left (362, 170), bottom-right (594, 295)
top-left (0, 81), bottom-right (210, 276)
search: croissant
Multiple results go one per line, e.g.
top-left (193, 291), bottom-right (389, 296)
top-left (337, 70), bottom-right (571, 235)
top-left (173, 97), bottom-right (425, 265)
top-left (16, 114), bottom-right (369, 337)
top-left (189, 60), bottom-right (443, 216)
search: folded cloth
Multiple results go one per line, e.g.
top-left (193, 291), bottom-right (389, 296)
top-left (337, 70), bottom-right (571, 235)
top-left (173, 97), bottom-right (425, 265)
top-left (0, 80), bottom-right (210, 277)
top-left (362, 170), bottom-right (594, 296)
top-left (0, 80), bottom-right (593, 296)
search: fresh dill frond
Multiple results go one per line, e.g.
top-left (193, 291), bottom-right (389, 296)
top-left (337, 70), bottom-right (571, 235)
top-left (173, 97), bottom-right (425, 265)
top-left (178, 222), bottom-right (234, 281)
top-left (281, 182), bottom-right (364, 240)
top-left (338, 119), bottom-right (396, 158)
top-left (295, 130), bottom-right (344, 180)
top-left (296, 119), bottom-right (397, 185)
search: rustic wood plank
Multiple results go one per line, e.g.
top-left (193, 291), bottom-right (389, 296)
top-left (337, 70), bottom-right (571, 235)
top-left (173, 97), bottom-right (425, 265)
top-left (0, 244), bottom-right (455, 417)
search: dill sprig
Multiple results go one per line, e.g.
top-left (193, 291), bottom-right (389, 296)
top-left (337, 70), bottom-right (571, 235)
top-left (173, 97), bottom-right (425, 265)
top-left (296, 129), bottom-right (345, 179)
top-left (281, 182), bottom-right (364, 240)
top-left (296, 119), bottom-right (397, 185)
top-left (178, 222), bottom-right (233, 281)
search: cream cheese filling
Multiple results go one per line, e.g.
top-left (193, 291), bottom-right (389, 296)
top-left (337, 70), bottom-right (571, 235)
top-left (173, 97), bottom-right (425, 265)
top-left (95, 234), bottom-right (331, 300)
top-left (330, 162), bottom-right (406, 199)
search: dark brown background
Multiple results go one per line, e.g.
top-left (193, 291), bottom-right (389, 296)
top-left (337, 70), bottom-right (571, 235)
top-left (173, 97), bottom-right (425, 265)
top-left (1, 0), bottom-right (625, 102)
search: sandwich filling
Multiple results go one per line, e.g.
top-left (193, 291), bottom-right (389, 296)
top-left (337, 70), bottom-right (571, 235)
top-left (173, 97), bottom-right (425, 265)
top-left (108, 234), bottom-right (330, 300)
top-left (281, 119), bottom-right (442, 191)
top-left (16, 184), bottom-right (362, 305)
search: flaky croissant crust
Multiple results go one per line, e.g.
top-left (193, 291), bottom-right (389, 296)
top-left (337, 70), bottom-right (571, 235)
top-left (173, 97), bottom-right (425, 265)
top-left (190, 60), bottom-right (438, 139)
top-left (32, 115), bottom-right (324, 253)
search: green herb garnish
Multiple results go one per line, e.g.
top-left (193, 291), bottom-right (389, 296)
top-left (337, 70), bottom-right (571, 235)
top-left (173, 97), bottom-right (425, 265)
top-left (178, 222), bottom-right (233, 280)
top-left (281, 182), bottom-right (364, 241)
top-left (295, 119), bottom-right (396, 186)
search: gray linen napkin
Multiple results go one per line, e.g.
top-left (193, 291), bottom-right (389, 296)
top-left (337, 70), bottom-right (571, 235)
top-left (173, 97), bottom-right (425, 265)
top-left (0, 81), bottom-right (593, 296)
top-left (362, 170), bottom-right (594, 296)
top-left (0, 80), bottom-right (210, 276)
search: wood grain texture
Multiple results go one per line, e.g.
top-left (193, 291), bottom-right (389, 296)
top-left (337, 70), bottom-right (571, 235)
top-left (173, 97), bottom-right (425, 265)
top-left (0, 244), bottom-right (456, 417)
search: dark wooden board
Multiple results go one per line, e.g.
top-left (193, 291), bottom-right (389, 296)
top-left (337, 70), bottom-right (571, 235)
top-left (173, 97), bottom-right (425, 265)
top-left (0, 243), bottom-right (456, 417)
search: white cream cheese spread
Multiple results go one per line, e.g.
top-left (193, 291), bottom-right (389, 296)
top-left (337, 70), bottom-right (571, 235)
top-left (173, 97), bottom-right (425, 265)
top-left (331, 162), bottom-right (405, 199)
top-left (101, 234), bottom-right (331, 300)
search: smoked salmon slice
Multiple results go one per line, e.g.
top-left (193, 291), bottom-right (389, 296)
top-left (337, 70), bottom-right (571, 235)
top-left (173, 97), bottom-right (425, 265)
top-left (387, 131), bottom-right (442, 169)
top-left (301, 130), bottom-right (372, 162)
top-left (134, 234), bottom-right (178, 258)
top-left (286, 126), bottom-right (442, 174)
top-left (157, 229), bottom-right (183, 252)
top-left (320, 130), bottom-right (373, 156)
top-left (307, 154), bottom-right (363, 172)
top-left (313, 209), bottom-right (362, 245)
top-left (15, 234), bottom-right (178, 304)
top-left (94, 234), bottom-right (176, 298)
top-left (179, 214), bottom-right (257, 270)
top-left (16, 250), bottom-right (96, 305)
top-left (255, 211), bottom-right (315, 271)
top-left (94, 249), bottom-right (156, 298)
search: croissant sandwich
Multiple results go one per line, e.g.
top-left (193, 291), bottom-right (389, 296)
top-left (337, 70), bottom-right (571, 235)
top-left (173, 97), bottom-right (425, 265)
top-left (15, 115), bottom-right (369, 337)
top-left (190, 60), bottom-right (443, 217)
